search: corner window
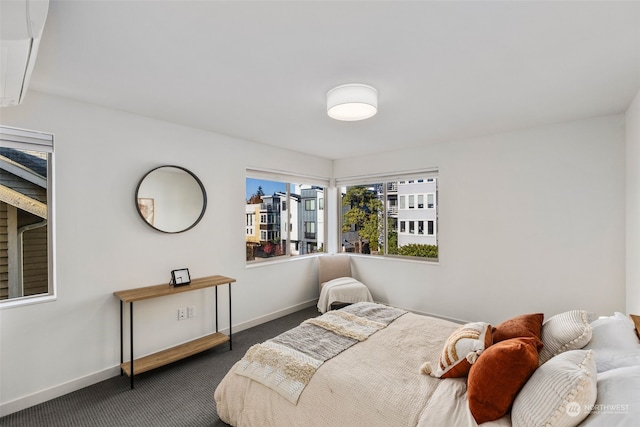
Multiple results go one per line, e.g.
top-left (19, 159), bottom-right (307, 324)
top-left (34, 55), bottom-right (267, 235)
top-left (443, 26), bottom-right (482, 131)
top-left (246, 172), bottom-right (326, 262)
top-left (339, 173), bottom-right (438, 260)
top-left (1, 126), bottom-right (55, 305)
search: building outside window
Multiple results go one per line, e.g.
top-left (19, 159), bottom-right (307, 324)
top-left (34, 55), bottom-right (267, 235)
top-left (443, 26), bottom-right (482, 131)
top-left (339, 173), bottom-right (438, 260)
top-left (246, 173), bottom-right (326, 262)
top-left (0, 126), bottom-right (55, 305)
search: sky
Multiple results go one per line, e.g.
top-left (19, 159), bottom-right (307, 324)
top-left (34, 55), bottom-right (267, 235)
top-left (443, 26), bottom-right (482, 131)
top-left (246, 178), bottom-right (286, 201)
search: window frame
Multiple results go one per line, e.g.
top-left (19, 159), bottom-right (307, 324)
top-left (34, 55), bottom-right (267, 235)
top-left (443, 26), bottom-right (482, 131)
top-left (245, 169), bottom-right (328, 265)
top-left (336, 169), bottom-right (438, 262)
top-left (305, 199), bottom-right (316, 211)
top-left (0, 126), bottom-right (56, 308)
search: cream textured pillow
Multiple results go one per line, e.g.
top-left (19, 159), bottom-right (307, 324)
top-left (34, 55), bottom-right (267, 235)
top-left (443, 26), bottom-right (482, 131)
top-left (512, 350), bottom-right (597, 427)
top-left (539, 310), bottom-right (593, 364)
top-left (424, 322), bottom-right (492, 379)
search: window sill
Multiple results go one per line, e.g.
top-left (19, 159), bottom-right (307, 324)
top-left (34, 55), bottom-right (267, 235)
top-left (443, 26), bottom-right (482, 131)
top-left (0, 294), bottom-right (57, 310)
top-left (347, 253), bottom-right (439, 266)
top-left (245, 253), bottom-right (320, 269)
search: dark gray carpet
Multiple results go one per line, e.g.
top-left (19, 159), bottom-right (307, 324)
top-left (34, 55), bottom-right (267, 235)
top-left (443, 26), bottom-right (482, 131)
top-left (0, 305), bottom-right (319, 427)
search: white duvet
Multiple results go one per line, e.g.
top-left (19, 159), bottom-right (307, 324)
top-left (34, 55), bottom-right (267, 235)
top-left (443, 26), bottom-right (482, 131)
top-left (214, 311), bottom-right (511, 427)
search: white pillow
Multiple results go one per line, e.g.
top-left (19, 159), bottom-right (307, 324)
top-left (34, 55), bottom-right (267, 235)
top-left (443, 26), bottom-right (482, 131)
top-left (587, 350), bottom-right (640, 373)
top-left (580, 365), bottom-right (640, 426)
top-left (584, 312), bottom-right (640, 372)
top-left (512, 350), bottom-right (597, 427)
top-left (585, 312), bottom-right (640, 351)
top-left (539, 310), bottom-right (593, 364)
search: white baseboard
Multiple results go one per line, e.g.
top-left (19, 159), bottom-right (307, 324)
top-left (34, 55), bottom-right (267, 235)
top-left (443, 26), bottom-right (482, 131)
top-left (0, 299), bottom-right (319, 417)
top-left (0, 366), bottom-right (121, 417)
top-left (222, 298), bottom-right (318, 334)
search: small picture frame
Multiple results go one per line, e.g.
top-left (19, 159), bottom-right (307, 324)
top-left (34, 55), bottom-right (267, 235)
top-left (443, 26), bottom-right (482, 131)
top-left (171, 268), bottom-right (191, 286)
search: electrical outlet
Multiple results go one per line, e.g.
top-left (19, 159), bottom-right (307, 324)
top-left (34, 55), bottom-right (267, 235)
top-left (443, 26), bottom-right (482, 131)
top-left (187, 306), bottom-right (196, 318)
top-left (178, 307), bottom-right (186, 321)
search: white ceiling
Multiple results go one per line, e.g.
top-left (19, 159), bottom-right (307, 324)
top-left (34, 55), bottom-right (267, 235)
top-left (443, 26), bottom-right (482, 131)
top-left (26, 0), bottom-right (640, 160)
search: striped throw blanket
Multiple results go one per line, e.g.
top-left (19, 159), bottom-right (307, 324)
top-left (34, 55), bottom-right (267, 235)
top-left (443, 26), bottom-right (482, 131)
top-left (235, 302), bottom-right (407, 404)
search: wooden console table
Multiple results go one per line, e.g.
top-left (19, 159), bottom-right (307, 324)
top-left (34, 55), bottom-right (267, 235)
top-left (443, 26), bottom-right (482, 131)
top-left (114, 275), bottom-right (235, 389)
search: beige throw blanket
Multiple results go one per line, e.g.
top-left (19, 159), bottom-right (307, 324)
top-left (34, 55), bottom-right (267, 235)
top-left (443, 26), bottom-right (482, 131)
top-left (234, 303), bottom-right (406, 404)
top-left (215, 306), bottom-right (512, 427)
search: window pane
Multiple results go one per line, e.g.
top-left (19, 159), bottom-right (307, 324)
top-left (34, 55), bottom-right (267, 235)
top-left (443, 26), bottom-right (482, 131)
top-left (0, 140), bottom-right (53, 301)
top-left (246, 177), bottom-right (324, 261)
top-left (305, 199), bottom-right (316, 211)
top-left (246, 178), bottom-right (285, 261)
top-left (340, 184), bottom-right (383, 254)
top-left (385, 177), bottom-right (438, 260)
top-left (339, 175), bottom-right (438, 260)
top-left (298, 185), bottom-right (324, 254)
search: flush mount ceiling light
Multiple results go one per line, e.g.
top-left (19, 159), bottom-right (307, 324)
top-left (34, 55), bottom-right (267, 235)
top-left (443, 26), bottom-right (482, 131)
top-left (327, 84), bottom-right (378, 121)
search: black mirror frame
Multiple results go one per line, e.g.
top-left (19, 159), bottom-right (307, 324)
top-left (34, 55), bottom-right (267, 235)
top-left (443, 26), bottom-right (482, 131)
top-left (135, 165), bottom-right (207, 233)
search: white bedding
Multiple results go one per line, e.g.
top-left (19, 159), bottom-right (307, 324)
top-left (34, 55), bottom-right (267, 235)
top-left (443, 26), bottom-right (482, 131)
top-left (215, 306), bottom-right (640, 427)
top-left (214, 309), bottom-right (509, 427)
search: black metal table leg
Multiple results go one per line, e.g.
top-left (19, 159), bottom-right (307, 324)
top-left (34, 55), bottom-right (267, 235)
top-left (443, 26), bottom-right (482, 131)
top-left (120, 301), bottom-right (123, 376)
top-left (215, 286), bottom-right (218, 333)
top-left (228, 283), bottom-right (232, 350)
top-left (130, 302), bottom-right (134, 389)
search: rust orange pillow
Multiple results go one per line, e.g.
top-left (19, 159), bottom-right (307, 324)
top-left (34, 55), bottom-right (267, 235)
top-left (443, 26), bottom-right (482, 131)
top-left (492, 313), bottom-right (544, 351)
top-left (467, 337), bottom-right (540, 424)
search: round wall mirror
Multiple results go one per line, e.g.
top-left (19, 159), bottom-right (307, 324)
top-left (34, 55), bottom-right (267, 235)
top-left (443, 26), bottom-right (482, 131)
top-left (135, 165), bottom-right (207, 233)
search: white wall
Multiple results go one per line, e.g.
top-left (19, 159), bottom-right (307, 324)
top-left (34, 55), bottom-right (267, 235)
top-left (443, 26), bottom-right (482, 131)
top-left (0, 91), bottom-right (332, 415)
top-left (0, 92), bottom-right (631, 415)
top-left (627, 88), bottom-right (640, 315)
top-left (334, 116), bottom-right (627, 324)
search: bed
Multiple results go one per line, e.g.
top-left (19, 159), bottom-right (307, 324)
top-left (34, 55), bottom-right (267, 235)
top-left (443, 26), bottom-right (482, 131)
top-left (214, 302), bottom-right (640, 427)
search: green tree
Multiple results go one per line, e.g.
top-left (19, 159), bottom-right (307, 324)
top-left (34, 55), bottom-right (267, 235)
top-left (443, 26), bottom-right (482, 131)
top-left (342, 186), bottom-right (383, 253)
top-left (387, 219), bottom-right (398, 254)
top-left (248, 186), bottom-right (265, 204)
